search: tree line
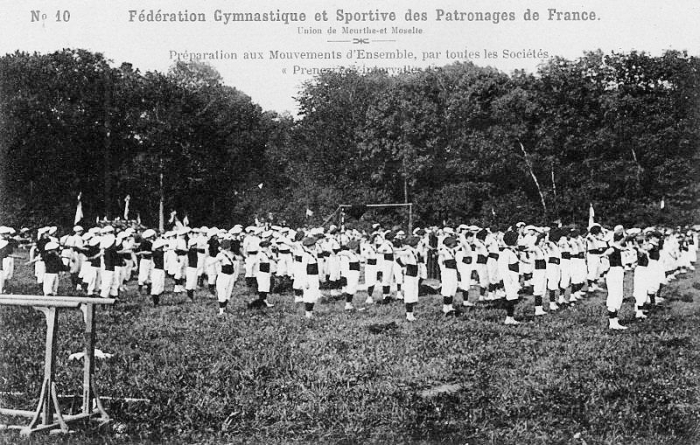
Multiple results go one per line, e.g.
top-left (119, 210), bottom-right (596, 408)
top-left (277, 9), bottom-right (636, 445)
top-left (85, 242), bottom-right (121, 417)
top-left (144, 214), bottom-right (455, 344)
top-left (0, 48), bottom-right (698, 230)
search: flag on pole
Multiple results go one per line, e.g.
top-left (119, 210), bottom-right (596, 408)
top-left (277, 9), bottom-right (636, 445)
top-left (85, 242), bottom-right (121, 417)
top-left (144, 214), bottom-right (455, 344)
top-left (137, 213), bottom-right (142, 225)
top-left (306, 208), bottom-right (314, 217)
top-left (660, 196), bottom-right (665, 209)
top-left (183, 215), bottom-right (189, 227)
top-left (588, 203), bottom-right (595, 228)
top-left (168, 210), bottom-right (177, 224)
top-left (257, 183), bottom-right (264, 189)
top-left (74, 192), bottom-right (84, 225)
top-left (124, 195), bottom-right (131, 220)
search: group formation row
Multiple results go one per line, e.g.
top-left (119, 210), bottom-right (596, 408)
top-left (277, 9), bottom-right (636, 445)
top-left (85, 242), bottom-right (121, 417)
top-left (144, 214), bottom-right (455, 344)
top-left (0, 222), bottom-right (696, 328)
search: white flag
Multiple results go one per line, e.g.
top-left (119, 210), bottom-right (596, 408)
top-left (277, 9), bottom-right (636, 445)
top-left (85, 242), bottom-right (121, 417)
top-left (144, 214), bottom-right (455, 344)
top-left (168, 210), bottom-right (177, 224)
top-left (124, 195), bottom-right (131, 220)
top-left (257, 183), bottom-right (264, 189)
top-left (588, 203), bottom-right (595, 228)
top-left (660, 197), bottom-right (665, 209)
top-left (183, 215), bottom-right (189, 227)
top-left (74, 193), bottom-right (84, 225)
top-left (306, 208), bottom-right (314, 217)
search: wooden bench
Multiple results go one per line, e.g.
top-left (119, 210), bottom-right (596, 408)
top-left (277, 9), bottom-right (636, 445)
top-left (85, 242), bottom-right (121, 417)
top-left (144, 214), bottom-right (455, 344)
top-left (0, 295), bottom-right (115, 435)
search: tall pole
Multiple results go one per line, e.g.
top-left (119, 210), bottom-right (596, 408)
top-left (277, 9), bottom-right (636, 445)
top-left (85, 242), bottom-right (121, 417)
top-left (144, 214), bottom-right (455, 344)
top-left (404, 175), bottom-right (408, 205)
top-left (158, 156), bottom-right (164, 233)
top-left (404, 175), bottom-right (410, 232)
top-left (103, 68), bottom-right (112, 219)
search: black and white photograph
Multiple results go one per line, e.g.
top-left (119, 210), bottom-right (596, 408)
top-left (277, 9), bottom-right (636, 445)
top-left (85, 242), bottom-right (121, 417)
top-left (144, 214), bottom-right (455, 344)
top-left (0, 0), bottom-right (699, 443)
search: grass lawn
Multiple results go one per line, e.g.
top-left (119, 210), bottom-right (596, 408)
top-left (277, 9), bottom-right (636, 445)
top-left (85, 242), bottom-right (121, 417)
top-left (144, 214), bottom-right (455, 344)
top-left (1, 254), bottom-right (700, 444)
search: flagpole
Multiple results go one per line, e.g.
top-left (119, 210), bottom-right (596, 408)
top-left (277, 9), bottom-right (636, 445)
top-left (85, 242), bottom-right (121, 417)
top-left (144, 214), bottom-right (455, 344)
top-left (159, 157), bottom-right (165, 233)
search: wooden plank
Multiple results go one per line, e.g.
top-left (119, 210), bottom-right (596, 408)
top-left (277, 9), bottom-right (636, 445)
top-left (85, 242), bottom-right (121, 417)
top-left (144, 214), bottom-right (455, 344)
top-left (0, 408), bottom-right (35, 418)
top-left (0, 295), bottom-right (116, 306)
top-left (82, 304), bottom-right (95, 414)
top-left (0, 299), bottom-right (81, 308)
top-left (21, 421), bottom-right (62, 435)
top-left (62, 412), bottom-right (95, 422)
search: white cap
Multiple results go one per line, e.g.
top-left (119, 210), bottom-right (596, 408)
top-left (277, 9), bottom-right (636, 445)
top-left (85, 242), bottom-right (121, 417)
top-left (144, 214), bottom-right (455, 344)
top-left (142, 229), bottom-right (156, 239)
top-left (73, 225), bottom-right (84, 233)
top-left (89, 236), bottom-right (102, 247)
top-left (100, 234), bottom-right (116, 249)
top-left (45, 241), bottom-right (59, 250)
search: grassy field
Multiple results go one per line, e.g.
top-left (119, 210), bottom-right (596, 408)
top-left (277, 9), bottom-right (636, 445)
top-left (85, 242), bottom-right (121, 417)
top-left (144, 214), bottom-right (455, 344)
top-left (1, 255), bottom-right (700, 444)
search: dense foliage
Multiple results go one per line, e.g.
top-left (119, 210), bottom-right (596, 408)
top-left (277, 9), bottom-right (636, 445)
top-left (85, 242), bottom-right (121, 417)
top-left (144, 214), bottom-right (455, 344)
top-left (0, 49), bottom-right (698, 229)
